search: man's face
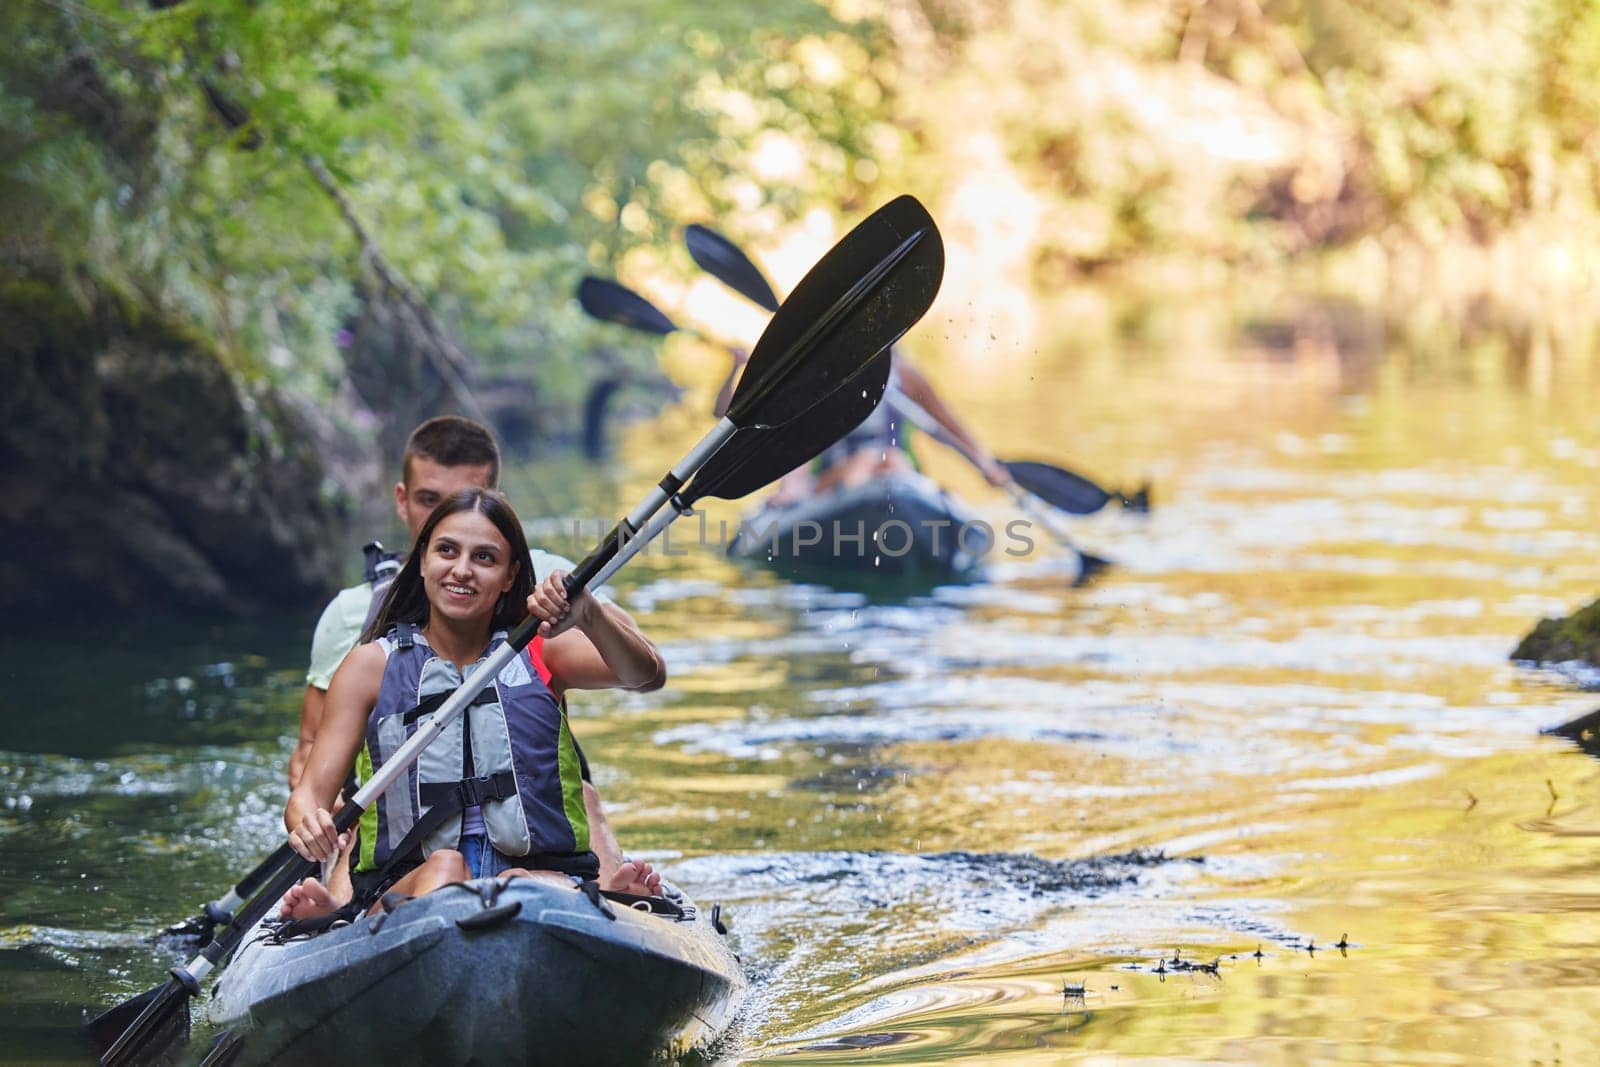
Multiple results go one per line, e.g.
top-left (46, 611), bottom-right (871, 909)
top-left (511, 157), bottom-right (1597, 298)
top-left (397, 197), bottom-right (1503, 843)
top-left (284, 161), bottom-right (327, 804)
top-left (395, 456), bottom-right (495, 540)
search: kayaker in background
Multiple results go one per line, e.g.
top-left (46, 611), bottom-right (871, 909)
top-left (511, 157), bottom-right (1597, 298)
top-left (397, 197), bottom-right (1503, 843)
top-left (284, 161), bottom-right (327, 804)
top-left (713, 346), bottom-right (1012, 505)
top-left (290, 415), bottom-right (664, 895)
top-left (283, 487), bottom-right (664, 918)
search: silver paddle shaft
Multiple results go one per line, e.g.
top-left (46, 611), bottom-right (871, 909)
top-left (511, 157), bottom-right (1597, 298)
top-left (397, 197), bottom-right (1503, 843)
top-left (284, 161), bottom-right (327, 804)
top-left (194, 419), bottom-right (739, 927)
top-left (173, 421), bottom-right (747, 993)
top-left (586, 500), bottom-right (688, 592)
top-left (346, 416), bottom-right (738, 813)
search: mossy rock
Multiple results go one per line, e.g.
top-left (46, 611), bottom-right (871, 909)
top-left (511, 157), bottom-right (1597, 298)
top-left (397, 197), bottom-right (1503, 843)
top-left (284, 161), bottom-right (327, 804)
top-left (0, 269), bottom-right (356, 620)
top-left (1511, 598), bottom-right (1600, 666)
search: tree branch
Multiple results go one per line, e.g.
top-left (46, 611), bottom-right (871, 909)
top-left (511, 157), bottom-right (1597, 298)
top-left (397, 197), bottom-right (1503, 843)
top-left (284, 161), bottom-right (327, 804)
top-left (302, 154), bottom-right (488, 425)
top-left (194, 70), bottom-right (486, 423)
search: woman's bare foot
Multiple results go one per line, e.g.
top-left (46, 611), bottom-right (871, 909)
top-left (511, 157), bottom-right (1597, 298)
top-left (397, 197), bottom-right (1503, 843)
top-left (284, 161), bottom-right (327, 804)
top-left (602, 858), bottom-right (662, 897)
top-left (280, 876), bottom-right (340, 920)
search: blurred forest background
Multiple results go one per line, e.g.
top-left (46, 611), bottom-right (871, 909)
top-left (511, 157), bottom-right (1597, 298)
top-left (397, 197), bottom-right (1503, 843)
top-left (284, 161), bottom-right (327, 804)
top-left (5, 0), bottom-right (1600, 619)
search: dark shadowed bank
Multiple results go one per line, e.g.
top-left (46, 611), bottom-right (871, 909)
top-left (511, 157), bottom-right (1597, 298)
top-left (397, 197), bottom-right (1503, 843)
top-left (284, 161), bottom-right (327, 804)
top-left (0, 276), bottom-right (369, 620)
top-left (0, 0), bottom-right (883, 620)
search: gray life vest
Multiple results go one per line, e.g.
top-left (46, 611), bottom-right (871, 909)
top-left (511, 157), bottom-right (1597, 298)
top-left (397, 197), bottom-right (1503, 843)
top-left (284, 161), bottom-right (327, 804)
top-left (352, 625), bottom-right (590, 874)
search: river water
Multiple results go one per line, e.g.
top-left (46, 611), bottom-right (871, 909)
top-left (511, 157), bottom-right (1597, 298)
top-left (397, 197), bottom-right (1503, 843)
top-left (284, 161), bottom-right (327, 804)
top-left (5, 299), bottom-right (1600, 1064)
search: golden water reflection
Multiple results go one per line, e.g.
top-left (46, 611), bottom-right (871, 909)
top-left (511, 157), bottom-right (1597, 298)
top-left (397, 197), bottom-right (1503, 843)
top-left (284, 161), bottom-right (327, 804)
top-left (9, 293), bottom-right (1600, 1066)
top-left (573, 295), bottom-right (1600, 1063)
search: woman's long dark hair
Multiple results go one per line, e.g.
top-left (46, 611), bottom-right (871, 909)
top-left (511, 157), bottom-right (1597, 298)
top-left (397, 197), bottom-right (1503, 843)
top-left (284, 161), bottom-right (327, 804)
top-left (360, 488), bottom-right (535, 645)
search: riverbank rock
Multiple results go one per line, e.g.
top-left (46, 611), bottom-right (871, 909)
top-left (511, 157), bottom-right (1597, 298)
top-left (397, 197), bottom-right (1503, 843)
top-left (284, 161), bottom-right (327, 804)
top-left (0, 273), bottom-right (368, 620)
top-left (1511, 598), bottom-right (1600, 667)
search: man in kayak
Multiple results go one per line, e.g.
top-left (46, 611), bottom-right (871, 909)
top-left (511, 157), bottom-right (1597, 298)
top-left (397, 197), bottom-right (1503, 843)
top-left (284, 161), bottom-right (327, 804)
top-left (714, 346), bottom-right (1011, 505)
top-left (285, 488), bottom-right (663, 914)
top-left (290, 415), bottom-right (664, 896)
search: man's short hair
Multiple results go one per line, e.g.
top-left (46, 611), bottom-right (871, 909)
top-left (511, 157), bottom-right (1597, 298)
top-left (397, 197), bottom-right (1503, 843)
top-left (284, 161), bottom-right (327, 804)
top-left (402, 416), bottom-right (501, 487)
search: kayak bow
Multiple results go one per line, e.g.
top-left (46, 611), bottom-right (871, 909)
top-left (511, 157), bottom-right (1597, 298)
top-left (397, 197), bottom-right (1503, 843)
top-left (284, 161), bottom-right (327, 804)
top-left (204, 876), bottom-right (744, 1065)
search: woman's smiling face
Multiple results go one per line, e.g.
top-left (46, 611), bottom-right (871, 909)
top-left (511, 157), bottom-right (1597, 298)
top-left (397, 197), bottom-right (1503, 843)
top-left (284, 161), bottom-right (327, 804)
top-left (420, 509), bottom-right (518, 625)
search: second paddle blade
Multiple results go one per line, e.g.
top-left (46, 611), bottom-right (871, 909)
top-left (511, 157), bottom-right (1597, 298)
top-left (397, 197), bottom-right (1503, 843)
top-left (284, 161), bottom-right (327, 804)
top-left (576, 276), bottom-right (678, 336)
top-left (685, 224), bottom-right (783, 312)
top-left (727, 195), bottom-right (943, 431)
top-left (1004, 461), bottom-right (1113, 516)
top-left (90, 980), bottom-right (191, 1066)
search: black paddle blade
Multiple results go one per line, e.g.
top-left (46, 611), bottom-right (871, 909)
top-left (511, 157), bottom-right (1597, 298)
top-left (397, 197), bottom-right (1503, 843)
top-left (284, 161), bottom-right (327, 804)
top-left (97, 844), bottom-right (321, 1066)
top-left (87, 988), bottom-right (162, 1057)
top-left (1004, 460), bottom-right (1113, 516)
top-left (576, 276), bottom-right (678, 336)
top-left (89, 978), bottom-right (191, 1065)
top-left (685, 224), bottom-right (782, 312)
top-left (687, 349), bottom-right (892, 503)
top-left (727, 195), bottom-right (942, 430)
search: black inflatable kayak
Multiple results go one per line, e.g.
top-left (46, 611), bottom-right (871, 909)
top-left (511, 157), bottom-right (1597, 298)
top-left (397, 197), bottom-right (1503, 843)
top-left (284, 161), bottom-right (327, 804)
top-left (203, 876), bottom-right (744, 1065)
top-left (730, 469), bottom-right (1085, 586)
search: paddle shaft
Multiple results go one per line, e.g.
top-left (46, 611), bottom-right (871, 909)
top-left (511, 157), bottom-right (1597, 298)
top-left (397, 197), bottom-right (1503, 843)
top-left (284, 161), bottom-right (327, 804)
top-left (200, 843), bottom-right (293, 923)
top-left (113, 594), bottom-right (617, 1067)
top-left (177, 419), bottom-right (733, 932)
top-left (1004, 481), bottom-right (1081, 549)
top-left (187, 392), bottom-right (790, 938)
top-left (107, 421), bottom-right (745, 1057)
top-left (112, 510), bottom-right (687, 1062)
top-left (880, 386), bottom-right (975, 468)
top-left (117, 407), bottom-right (848, 1061)
top-left (108, 607), bottom-right (556, 1065)
top-left (588, 496), bottom-right (694, 592)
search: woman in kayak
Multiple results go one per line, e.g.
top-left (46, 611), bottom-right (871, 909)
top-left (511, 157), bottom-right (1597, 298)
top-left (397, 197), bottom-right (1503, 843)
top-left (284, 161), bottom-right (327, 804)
top-left (282, 486), bottom-right (665, 918)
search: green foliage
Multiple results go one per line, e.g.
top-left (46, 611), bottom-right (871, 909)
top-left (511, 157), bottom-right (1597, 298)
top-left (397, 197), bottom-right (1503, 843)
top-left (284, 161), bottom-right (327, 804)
top-left (0, 0), bottom-right (889, 410)
top-left (1512, 596), bottom-right (1600, 666)
top-left (10, 0), bottom-right (1599, 411)
top-left (864, 0), bottom-right (1600, 283)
